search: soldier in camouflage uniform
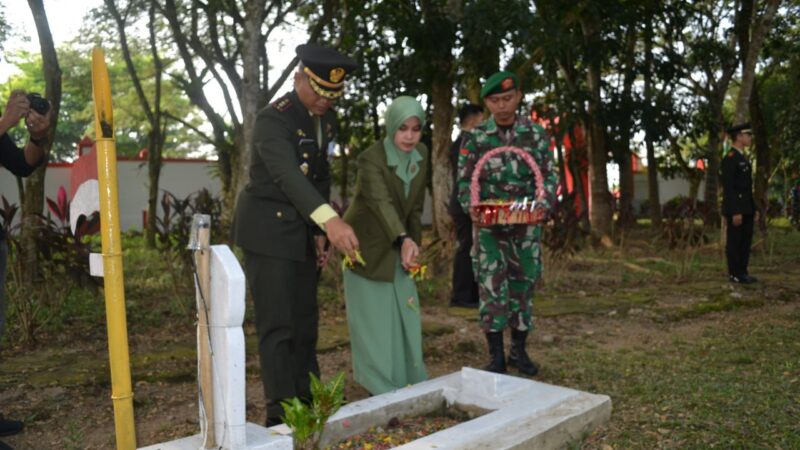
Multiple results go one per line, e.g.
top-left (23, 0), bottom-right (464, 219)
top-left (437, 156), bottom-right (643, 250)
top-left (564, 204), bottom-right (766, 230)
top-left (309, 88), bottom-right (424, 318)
top-left (456, 71), bottom-right (557, 375)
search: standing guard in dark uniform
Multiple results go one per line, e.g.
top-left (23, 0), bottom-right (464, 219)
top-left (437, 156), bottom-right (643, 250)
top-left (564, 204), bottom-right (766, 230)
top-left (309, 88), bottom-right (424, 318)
top-left (721, 122), bottom-right (757, 284)
top-left (448, 103), bottom-right (484, 308)
top-left (232, 44), bottom-right (360, 425)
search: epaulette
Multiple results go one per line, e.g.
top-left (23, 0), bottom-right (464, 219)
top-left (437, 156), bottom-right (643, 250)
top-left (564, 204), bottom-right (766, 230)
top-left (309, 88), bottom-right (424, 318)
top-left (271, 96), bottom-right (292, 112)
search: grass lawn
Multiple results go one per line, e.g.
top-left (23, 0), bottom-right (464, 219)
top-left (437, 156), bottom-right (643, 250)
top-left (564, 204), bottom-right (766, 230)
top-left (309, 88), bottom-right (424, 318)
top-left (0, 221), bottom-right (798, 449)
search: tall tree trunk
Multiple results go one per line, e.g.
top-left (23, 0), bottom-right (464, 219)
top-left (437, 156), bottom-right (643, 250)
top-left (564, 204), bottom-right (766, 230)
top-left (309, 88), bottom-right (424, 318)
top-left (703, 129), bottom-right (721, 227)
top-left (568, 125), bottom-right (590, 228)
top-left (734, 0), bottom-right (777, 233)
top-left (704, 103), bottom-right (724, 227)
top-left (586, 115), bottom-right (613, 242)
top-left (107, 0), bottom-right (164, 248)
top-left (21, 0), bottom-right (61, 283)
top-left (645, 138), bottom-right (661, 225)
top-left (430, 77), bottom-right (455, 240)
top-left (618, 153), bottom-right (635, 226)
top-left (582, 17), bottom-right (613, 243)
top-left (750, 82), bottom-right (770, 232)
top-left (146, 1), bottom-right (164, 248)
top-left (734, 0), bottom-right (781, 124)
top-left (419, 0), bottom-right (457, 242)
top-left (643, 15), bottom-right (661, 226)
top-left (616, 24), bottom-right (638, 229)
top-left (235, 0), bottom-right (267, 223)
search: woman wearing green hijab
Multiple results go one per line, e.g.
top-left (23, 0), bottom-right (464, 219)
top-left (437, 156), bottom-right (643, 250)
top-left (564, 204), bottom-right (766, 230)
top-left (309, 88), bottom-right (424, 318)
top-left (342, 96), bottom-right (428, 394)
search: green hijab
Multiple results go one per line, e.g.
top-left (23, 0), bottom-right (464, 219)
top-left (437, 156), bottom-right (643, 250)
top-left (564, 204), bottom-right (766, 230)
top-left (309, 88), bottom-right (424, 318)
top-left (383, 96), bottom-right (425, 197)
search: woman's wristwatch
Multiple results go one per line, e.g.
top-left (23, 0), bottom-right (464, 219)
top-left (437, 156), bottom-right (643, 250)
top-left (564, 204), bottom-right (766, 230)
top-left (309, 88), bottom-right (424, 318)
top-left (395, 234), bottom-right (412, 247)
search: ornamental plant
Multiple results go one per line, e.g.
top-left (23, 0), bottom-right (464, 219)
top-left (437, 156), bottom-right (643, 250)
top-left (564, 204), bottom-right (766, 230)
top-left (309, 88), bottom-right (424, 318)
top-left (281, 372), bottom-right (346, 450)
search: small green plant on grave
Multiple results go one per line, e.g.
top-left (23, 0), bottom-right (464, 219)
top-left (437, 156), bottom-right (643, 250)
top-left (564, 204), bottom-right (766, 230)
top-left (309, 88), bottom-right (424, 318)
top-left (281, 372), bottom-right (346, 450)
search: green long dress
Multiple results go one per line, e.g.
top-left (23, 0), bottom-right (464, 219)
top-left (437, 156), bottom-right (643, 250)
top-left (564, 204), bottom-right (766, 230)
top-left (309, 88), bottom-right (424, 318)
top-left (342, 96), bottom-right (428, 395)
top-left (343, 260), bottom-right (427, 394)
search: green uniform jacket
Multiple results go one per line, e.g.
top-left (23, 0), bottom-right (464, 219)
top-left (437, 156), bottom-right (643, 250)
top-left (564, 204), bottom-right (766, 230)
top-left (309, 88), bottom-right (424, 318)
top-left (343, 140), bottom-right (428, 282)
top-left (233, 91), bottom-right (337, 261)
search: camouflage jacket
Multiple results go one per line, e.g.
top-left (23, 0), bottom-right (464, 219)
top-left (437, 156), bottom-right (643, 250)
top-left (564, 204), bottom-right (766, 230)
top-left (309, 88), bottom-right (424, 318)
top-left (456, 115), bottom-right (557, 216)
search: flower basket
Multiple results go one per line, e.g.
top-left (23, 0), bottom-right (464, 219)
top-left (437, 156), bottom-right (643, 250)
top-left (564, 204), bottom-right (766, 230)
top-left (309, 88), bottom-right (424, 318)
top-left (469, 145), bottom-right (547, 226)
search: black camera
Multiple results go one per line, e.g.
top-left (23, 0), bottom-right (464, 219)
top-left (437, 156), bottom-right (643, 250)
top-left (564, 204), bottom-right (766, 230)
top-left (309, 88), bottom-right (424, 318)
top-left (27, 93), bottom-right (50, 115)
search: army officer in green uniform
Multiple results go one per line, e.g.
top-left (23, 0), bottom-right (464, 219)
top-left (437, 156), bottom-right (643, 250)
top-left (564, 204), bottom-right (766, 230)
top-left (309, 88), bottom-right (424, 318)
top-left (233, 43), bottom-right (359, 426)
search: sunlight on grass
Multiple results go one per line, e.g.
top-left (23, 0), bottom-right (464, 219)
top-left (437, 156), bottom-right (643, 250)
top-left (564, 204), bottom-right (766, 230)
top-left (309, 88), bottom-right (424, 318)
top-left (551, 314), bottom-right (800, 449)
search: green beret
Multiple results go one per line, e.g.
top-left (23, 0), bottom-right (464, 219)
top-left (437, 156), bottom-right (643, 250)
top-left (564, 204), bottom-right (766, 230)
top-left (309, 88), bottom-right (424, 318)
top-left (480, 71), bottom-right (519, 98)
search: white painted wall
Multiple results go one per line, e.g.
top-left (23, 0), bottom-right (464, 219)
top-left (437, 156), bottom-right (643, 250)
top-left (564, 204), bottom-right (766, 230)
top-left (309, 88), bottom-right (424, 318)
top-left (1, 159), bottom-right (221, 231)
top-left (633, 172), bottom-right (706, 203)
top-left (3, 162), bottom-right (700, 232)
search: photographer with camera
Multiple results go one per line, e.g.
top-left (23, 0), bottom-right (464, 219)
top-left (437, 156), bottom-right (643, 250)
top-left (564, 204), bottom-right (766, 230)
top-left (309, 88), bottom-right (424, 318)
top-left (0, 89), bottom-right (50, 449)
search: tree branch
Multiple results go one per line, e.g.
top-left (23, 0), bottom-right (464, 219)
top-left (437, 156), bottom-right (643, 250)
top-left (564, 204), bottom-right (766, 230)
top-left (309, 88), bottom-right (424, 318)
top-left (163, 110), bottom-right (216, 147)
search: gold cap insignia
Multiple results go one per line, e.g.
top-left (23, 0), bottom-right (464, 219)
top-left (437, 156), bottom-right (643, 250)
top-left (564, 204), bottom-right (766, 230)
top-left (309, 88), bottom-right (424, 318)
top-left (330, 67), bottom-right (345, 83)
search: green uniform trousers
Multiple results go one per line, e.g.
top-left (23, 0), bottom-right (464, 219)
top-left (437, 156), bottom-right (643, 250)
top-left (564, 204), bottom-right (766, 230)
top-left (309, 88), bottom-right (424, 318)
top-left (473, 224), bottom-right (541, 333)
top-left (244, 251), bottom-right (320, 419)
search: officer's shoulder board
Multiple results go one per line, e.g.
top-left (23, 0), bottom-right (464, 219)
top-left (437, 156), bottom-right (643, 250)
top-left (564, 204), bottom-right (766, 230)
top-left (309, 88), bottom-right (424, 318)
top-left (271, 96), bottom-right (292, 113)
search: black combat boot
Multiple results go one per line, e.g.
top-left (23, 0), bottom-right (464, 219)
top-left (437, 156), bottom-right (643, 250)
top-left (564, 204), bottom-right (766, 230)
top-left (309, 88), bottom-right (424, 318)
top-left (484, 332), bottom-right (507, 373)
top-left (507, 329), bottom-right (539, 376)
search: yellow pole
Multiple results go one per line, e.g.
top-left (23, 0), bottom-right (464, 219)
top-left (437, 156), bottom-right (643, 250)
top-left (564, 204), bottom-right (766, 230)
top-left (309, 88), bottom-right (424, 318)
top-left (92, 47), bottom-right (137, 450)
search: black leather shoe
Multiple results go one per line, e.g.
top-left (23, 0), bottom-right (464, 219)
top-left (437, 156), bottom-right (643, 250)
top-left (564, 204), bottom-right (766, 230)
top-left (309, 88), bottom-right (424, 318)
top-left (0, 438), bottom-right (14, 450)
top-left (0, 418), bottom-right (23, 437)
top-left (729, 275), bottom-right (754, 284)
top-left (743, 274), bottom-right (758, 283)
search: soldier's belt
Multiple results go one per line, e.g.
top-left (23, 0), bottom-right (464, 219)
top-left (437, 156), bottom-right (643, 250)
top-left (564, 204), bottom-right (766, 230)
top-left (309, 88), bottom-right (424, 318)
top-left (470, 145), bottom-right (547, 226)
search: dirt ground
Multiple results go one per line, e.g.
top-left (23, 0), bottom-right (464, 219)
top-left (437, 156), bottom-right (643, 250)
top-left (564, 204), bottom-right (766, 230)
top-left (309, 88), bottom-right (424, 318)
top-left (2, 229), bottom-right (799, 449)
top-left (2, 294), bottom-right (797, 449)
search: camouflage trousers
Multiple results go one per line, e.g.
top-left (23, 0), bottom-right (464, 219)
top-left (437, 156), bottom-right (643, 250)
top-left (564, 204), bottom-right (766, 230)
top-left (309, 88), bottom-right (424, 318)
top-left (471, 224), bottom-right (542, 333)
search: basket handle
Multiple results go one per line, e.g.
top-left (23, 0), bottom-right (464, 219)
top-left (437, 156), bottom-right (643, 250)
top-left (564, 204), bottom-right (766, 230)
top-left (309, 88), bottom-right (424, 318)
top-left (469, 145), bottom-right (546, 208)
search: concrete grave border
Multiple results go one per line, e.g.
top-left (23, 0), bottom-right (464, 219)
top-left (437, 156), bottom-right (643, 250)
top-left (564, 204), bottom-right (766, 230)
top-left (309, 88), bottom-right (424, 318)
top-left (270, 367), bottom-right (611, 450)
top-left (140, 245), bottom-right (610, 450)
